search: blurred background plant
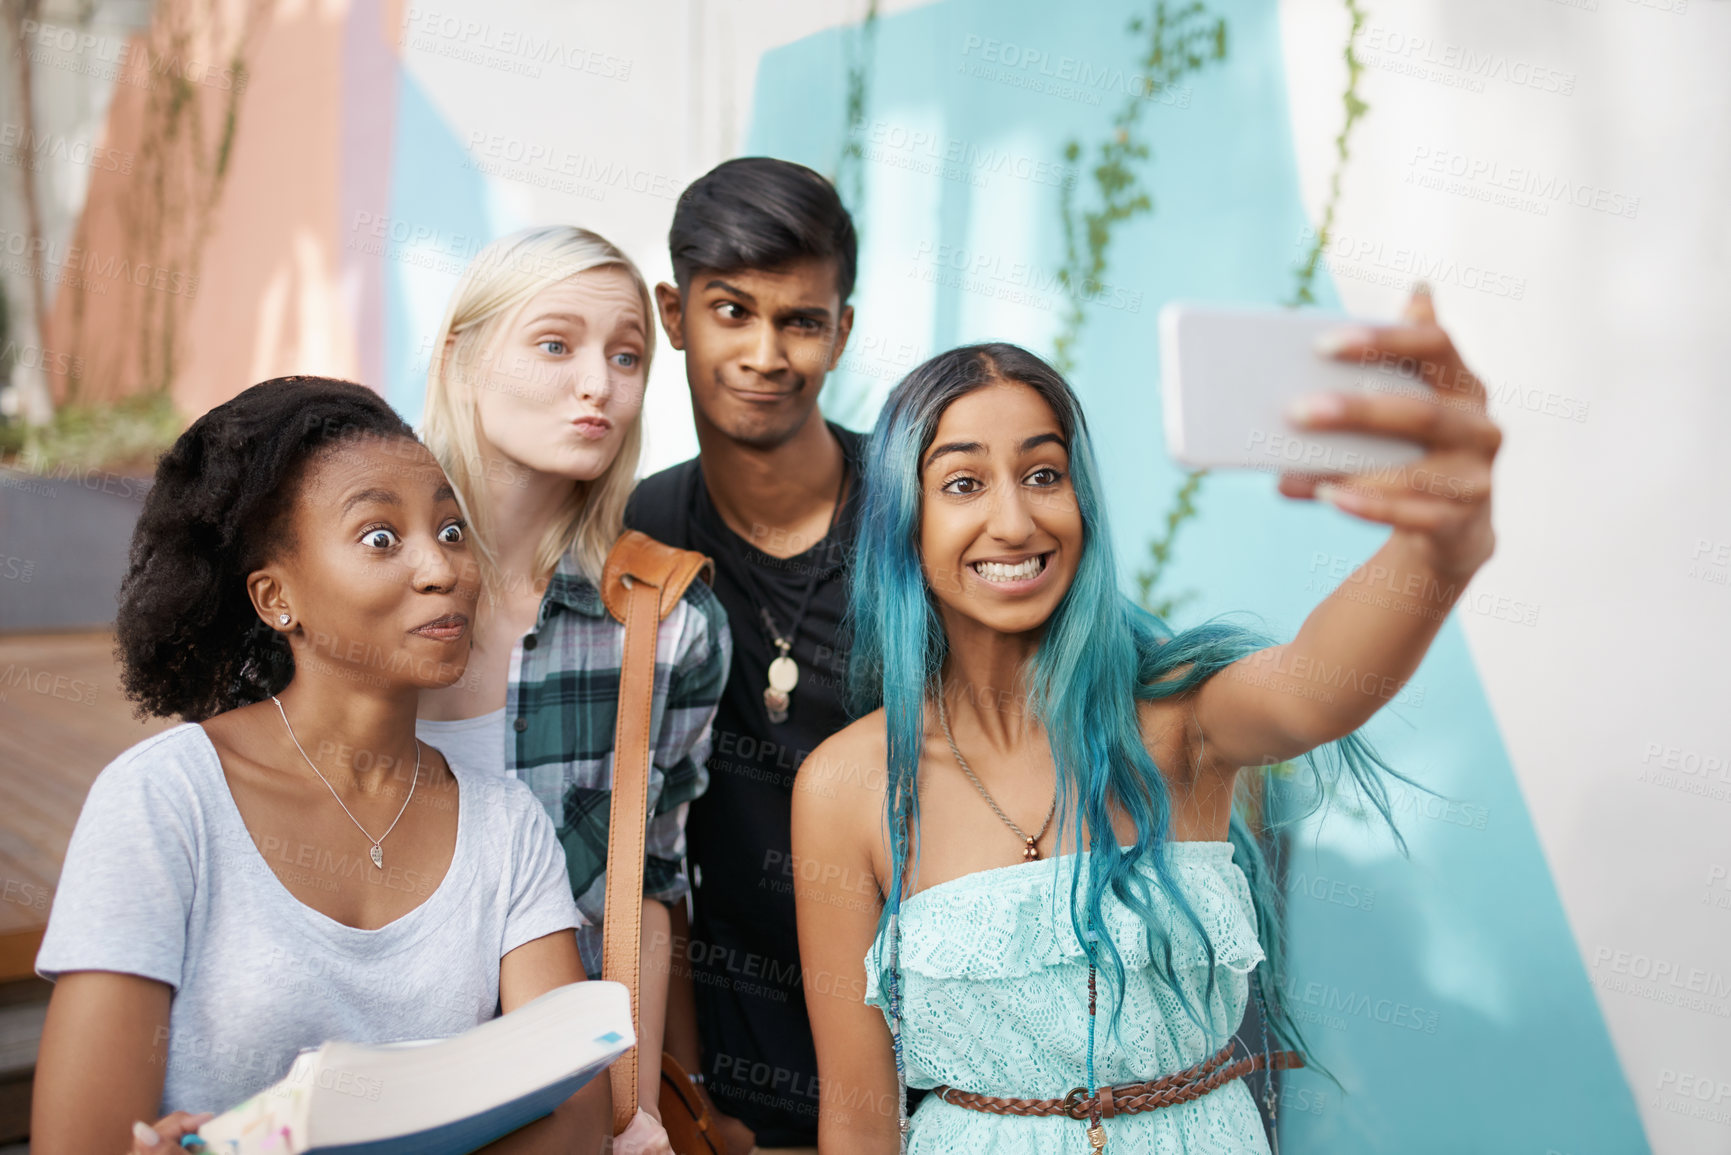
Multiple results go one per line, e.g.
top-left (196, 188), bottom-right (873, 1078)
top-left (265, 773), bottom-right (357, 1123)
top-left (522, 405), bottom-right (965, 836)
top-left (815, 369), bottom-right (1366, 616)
top-left (1045, 1), bottom-right (1229, 621)
top-left (0, 391), bottom-right (181, 473)
top-left (0, 0), bottom-right (262, 475)
top-left (1131, 0), bottom-right (1368, 623)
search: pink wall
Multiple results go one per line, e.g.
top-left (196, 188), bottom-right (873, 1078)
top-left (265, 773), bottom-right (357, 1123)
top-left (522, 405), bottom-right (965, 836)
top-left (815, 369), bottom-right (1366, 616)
top-left (46, 0), bottom-right (397, 419)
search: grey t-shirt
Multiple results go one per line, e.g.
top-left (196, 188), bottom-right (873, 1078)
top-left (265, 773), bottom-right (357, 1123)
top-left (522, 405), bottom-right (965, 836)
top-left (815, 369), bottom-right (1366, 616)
top-left (36, 723), bottom-right (582, 1115)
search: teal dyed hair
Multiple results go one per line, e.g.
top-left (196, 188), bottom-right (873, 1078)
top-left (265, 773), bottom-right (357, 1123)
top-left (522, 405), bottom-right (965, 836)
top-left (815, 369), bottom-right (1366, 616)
top-left (848, 342), bottom-right (1415, 1062)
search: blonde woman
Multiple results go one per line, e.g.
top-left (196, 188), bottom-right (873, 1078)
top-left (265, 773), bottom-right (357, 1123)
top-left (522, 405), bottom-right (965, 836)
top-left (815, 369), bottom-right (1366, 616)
top-left (417, 226), bottom-right (732, 1155)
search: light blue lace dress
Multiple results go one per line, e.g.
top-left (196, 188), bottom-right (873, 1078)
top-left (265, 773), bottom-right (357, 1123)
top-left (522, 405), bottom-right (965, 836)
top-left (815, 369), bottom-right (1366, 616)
top-left (863, 841), bottom-right (1273, 1153)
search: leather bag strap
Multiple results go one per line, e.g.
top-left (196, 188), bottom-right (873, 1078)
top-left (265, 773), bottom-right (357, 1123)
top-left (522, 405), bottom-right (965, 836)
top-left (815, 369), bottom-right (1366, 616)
top-left (599, 530), bottom-right (714, 1135)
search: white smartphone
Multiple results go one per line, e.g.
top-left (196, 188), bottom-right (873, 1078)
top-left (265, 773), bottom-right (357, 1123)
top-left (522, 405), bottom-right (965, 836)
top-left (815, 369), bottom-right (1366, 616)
top-left (1158, 303), bottom-right (1430, 473)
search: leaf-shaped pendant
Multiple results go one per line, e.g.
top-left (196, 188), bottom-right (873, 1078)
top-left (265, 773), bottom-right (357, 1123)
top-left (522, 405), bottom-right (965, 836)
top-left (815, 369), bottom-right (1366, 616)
top-left (370, 844), bottom-right (384, 869)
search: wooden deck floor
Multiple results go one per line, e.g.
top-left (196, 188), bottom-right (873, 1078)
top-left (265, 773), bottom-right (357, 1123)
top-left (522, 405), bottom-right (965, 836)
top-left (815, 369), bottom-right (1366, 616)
top-left (0, 632), bottom-right (170, 980)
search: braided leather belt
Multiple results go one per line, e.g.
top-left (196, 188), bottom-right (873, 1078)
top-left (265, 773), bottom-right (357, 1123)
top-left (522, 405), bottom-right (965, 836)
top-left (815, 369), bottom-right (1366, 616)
top-left (929, 1041), bottom-right (1304, 1121)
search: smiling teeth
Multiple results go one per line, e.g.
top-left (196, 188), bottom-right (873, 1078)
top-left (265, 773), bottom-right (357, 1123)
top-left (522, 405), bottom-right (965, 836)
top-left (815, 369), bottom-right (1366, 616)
top-left (973, 556), bottom-right (1045, 583)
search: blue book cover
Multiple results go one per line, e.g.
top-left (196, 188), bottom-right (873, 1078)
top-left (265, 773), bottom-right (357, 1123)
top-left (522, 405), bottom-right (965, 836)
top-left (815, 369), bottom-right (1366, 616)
top-left (195, 981), bottom-right (633, 1154)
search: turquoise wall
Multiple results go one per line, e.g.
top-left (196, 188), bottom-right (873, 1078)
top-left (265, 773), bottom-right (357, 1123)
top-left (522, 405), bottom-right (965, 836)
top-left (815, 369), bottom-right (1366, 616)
top-left (383, 70), bottom-right (492, 426)
top-left (745, 1), bottom-right (1648, 1150)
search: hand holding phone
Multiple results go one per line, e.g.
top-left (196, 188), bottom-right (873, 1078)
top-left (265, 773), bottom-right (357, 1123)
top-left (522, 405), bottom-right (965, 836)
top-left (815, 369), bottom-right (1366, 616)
top-left (1159, 303), bottom-right (1431, 474)
top-left (1163, 289), bottom-right (1503, 579)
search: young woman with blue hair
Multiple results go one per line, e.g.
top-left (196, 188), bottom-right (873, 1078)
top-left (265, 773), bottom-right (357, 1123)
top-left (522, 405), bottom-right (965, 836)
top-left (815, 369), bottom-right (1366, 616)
top-left (792, 288), bottom-right (1501, 1153)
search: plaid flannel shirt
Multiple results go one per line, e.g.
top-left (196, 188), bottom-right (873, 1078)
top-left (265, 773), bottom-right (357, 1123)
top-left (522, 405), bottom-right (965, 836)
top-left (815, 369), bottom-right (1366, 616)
top-left (505, 550), bottom-right (731, 977)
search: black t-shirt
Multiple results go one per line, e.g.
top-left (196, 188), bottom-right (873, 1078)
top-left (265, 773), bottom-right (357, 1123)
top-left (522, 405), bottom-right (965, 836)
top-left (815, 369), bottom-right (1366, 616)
top-left (624, 423), bottom-right (864, 1145)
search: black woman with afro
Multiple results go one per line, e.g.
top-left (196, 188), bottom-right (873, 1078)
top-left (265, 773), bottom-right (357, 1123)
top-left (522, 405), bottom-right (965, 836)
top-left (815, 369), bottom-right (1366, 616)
top-left (30, 377), bottom-right (612, 1155)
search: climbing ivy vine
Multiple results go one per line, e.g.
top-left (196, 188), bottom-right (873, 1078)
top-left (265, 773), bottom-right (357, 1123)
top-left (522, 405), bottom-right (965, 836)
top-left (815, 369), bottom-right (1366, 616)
top-left (835, 0), bottom-right (880, 223)
top-left (1286, 0), bottom-right (1368, 309)
top-left (1133, 467), bottom-right (1206, 620)
top-left (1131, 0), bottom-right (1372, 620)
top-left (1052, 1), bottom-right (1227, 380)
top-left (817, 0), bottom-right (1370, 598)
top-left (1039, 0), bottom-right (1228, 618)
top-left (820, 0), bottom-right (881, 430)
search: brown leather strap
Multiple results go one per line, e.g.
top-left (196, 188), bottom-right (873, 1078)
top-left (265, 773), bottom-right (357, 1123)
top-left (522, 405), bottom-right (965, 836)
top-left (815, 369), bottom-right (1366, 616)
top-left (930, 1043), bottom-right (1303, 1121)
top-left (599, 530), bottom-right (714, 1135)
top-left (600, 530), bottom-right (715, 627)
top-left (658, 1050), bottom-right (727, 1154)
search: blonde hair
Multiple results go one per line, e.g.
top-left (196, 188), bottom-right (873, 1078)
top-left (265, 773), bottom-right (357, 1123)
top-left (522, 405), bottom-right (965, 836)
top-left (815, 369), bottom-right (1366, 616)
top-left (421, 225), bottom-right (654, 594)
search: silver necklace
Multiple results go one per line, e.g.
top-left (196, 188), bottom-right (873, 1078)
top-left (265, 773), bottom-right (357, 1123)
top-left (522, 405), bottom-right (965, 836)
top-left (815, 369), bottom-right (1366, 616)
top-left (271, 695), bottom-right (419, 869)
top-left (935, 689), bottom-right (1057, 862)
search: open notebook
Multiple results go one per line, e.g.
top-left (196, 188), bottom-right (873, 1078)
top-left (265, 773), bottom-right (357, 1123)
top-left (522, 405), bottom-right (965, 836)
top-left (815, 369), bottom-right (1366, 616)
top-left (195, 981), bottom-right (632, 1154)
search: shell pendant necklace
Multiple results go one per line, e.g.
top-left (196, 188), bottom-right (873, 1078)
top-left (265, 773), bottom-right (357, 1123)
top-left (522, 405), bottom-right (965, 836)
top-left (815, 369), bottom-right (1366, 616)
top-left (271, 695), bottom-right (419, 869)
top-left (935, 689), bottom-right (1056, 861)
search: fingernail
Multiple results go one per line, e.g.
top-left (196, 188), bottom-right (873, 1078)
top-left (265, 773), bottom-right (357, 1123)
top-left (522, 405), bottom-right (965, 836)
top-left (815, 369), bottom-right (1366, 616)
top-left (133, 1120), bottom-right (162, 1147)
top-left (1313, 327), bottom-right (1374, 357)
top-left (1287, 393), bottom-right (1345, 424)
top-left (1412, 279), bottom-right (1432, 297)
top-left (1314, 482), bottom-right (1345, 507)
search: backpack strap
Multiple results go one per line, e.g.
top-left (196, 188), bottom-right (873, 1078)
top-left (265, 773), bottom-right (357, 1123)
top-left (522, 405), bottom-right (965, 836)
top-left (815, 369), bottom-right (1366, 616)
top-left (599, 530), bottom-right (714, 1134)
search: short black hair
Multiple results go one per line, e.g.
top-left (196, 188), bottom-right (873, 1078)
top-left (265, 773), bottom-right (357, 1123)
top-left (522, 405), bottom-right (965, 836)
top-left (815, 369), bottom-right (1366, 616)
top-left (668, 157), bottom-right (858, 303)
top-left (116, 377), bottom-right (416, 721)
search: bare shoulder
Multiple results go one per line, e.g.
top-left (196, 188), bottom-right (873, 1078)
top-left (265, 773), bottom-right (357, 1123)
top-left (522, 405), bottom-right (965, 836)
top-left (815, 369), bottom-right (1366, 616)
top-left (817, 708), bottom-right (889, 760)
top-left (793, 708), bottom-right (888, 837)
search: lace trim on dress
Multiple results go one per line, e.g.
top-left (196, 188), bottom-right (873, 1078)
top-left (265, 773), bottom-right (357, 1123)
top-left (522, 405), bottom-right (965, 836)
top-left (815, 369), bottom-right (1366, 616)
top-left (866, 843), bottom-right (1264, 997)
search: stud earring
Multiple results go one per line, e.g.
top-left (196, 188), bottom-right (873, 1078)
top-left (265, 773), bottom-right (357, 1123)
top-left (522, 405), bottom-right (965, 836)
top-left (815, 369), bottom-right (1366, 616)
top-left (278, 613), bottom-right (292, 626)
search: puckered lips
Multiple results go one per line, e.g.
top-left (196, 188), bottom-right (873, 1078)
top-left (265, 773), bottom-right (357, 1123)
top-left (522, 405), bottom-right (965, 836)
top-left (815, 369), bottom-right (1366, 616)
top-left (570, 414), bottom-right (613, 441)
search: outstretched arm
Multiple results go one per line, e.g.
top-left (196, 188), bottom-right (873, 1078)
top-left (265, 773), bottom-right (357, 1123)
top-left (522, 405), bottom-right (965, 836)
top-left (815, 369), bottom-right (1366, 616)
top-left (1194, 287), bottom-right (1501, 769)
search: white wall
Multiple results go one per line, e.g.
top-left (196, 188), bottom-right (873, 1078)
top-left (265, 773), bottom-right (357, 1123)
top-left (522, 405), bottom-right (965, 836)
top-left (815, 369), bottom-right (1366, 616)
top-left (1279, 2), bottom-right (1731, 1150)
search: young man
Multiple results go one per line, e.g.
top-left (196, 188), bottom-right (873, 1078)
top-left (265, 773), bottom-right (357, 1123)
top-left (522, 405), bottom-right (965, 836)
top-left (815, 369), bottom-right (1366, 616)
top-left (624, 157), bottom-right (860, 1155)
